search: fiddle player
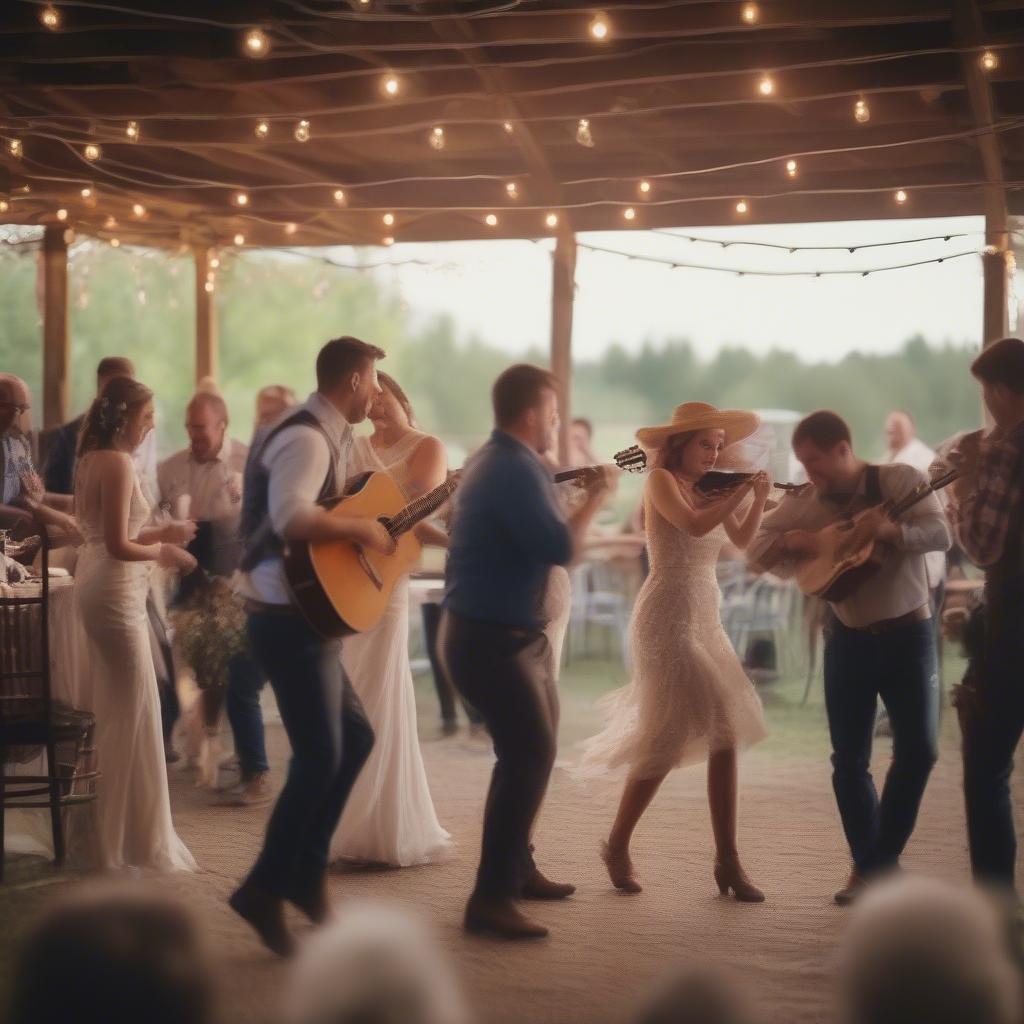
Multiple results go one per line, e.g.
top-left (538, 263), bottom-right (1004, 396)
top-left (947, 337), bottom-right (1024, 892)
top-left (748, 410), bottom-right (950, 905)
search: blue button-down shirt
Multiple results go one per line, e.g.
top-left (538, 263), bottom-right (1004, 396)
top-left (444, 430), bottom-right (572, 630)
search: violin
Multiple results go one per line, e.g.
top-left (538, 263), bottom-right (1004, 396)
top-left (694, 470), bottom-right (806, 499)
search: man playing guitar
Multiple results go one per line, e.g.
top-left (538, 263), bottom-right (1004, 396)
top-left (748, 410), bottom-right (950, 905)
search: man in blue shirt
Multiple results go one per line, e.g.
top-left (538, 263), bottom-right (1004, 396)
top-left (440, 363), bottom-right (610, 939)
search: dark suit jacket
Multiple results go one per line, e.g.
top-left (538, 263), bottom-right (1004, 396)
top-left (42, 414), bottom-right (84, 496)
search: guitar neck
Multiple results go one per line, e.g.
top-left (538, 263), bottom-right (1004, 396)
top-left (887, 467), bottom-right (960, 521)
top-left (386, 477), bottom-right (459, 537)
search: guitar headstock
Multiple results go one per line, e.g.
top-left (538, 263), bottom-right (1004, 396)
top-left (613, 445), bottom-right (647, 474)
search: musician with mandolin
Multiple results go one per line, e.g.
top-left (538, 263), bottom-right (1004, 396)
top-left (748, 410), bottom-right (951, 907)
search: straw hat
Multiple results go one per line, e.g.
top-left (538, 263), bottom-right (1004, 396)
top-left (635, 402), bottom-right (760, 450)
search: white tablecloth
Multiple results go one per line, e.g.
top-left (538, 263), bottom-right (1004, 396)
top-left (2, 575), bottom-right (94, 857)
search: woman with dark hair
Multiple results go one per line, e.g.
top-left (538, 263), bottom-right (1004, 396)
top-left (580, 403), bottom-right (771, 900)
top-left (73, 376), bottom-right (198, 871)
top-left (328, 371), bottom-right (452, 867)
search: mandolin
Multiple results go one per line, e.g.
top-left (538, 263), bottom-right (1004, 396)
top-left (795, 466), bottom-right (960, 602)
top-left (553, 445), bottom-right (647, 483)
top-left (284, 471), bottom-right (459, 638)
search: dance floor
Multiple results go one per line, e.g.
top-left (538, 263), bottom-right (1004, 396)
top-left (0, 684), bottom-right (1018, 1024)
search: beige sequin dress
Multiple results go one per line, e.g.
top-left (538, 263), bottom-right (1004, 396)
top-left (580, 486), bottom-right (766, 779)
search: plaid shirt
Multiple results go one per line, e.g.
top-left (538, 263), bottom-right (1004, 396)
top-left (955, 422), bottom-right (1024, 568)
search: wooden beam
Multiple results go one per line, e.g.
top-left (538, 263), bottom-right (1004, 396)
top-left (193, 245), bottom-right (217, 385)
top-left (550, 231), bottom-right (577, 467)
top-left (41, 225), bottom-right (69, 430)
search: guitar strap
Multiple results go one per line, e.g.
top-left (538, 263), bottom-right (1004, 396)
top-left (864, 464), bottom-right (883, 507)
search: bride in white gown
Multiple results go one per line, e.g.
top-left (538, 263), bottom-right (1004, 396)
top-left (73, 376), bottom-right (198, 872)
top-left (329, 372), bottom-right (451, 867)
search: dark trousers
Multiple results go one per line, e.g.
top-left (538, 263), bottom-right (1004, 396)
top-left (421, 601), bottom-right (482, 726)
top-left (226, 650), bottom-right (269, 777)
top-left (438, 609), bottom-right (558, 898)
top-left (243, 611), bottom-right (374, 897)
top-left (824, 615), bottom-right (938, 874)
top-left (960, 598), bottom-right (1024, 887)
top-left (146, 593), bottom-right (179, 746)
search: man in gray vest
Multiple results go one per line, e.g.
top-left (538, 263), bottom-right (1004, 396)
top-left (230, 336), bottom-right (394, 957)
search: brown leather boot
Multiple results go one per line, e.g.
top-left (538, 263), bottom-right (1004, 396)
top-left (228, 883), bottom-right (295, 957)
top-left (713, 858), bottom-right (766, 903)
top-left (464, 894), bottom-right (549, 939)
top-left (288, 870), bottom-right (331, 925)
top-left (522, 868), bottom-right (576, 901)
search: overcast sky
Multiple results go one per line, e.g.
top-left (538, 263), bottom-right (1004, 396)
top-left (357, 215), bottom-right (1022, 364)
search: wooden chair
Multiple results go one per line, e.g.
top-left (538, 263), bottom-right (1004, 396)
top-left (0, 511), bottom-right (97, 881)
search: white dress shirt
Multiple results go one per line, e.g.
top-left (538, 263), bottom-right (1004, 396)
top-left (748, 463), bottom-right (951, 629)
top-left (239, 393), bottom-right (352, 606)
top-left (157, 437), bottom-right (248, 522)
top-left (887, 437), bottom-right (946, 589)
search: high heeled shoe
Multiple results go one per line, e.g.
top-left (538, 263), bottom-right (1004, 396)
top-left (601, 841), bottom-right (642, 893)
top-left (713, 859), bottom-right (765, 903)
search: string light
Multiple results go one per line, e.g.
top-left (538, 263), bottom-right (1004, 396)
top-left (104, 215), bottom-right (117, 229)
top-left (589, 13), bottom-right (610, 40)
top-left (854, 98), bottom-right (870, 124)
top-left (576, 118), bottom-right (594, 147)
top-left (980, 49), bottom-right (999, 72)
top-left (284, 222), bottom-right (298, 235)
top-left (785, 159), bottom-right (798, 178)
top-left (233, 191), bottom-right (249, 207)
top-left (294, 119), bottom-right (311, 142)
top-left (84, 143), bottom-right (101, 162)
top-left (485, 213), bottom-right (498, 226)
top-left (255, 119), bottom-right (270, 140)
top-left (209, 256), bottom-right (220, 269)
top-left (233, 232), bottom-right (245, 245)
top-left (382, 212), bottom-right (395, 226)
top-left (502, 121), bottom-right (514, 134)
top-left (56, 208), bottom-right (68, 221)
top-left (382, 74), bottom-right (400, 97)
top-left (506, 181), bottom-right (519, 199)
top-left (0, 198), bottom-right (9, 214)
top-left (741, 3), bottom-right (759, 24)
top-left (110, 238), bottom-right (120, 247)
top-left (126, 121), bottom-right (140, 142)
top-left (382, 236), bottom-right (395, 246)
top-left (639, 180), bottom-right (652, 196)
top-left (333, 188), bottom-right (346, 205)
top-left (735, 199), bottom-right (749, 214)
top-left (623, 207), bottom-right (636, 221)
top-left (243, 28), bottom-right (270, 58)
top-left (204, 280), bottom-right (214, 293)
top-left (894, 188), bottom-right (908, 205)
top-left (758, 74), bottom-right (775, 96)
top-left (8, 139), bottom-right (22, 159)
top-left (545, 212), bottom-right (559, 228)
top-left (132, 202), bottom-right (146, 218)
top-left (429, 126), bottom-right (446, 150)
top-left (40, 5), bottom-right (61, 30)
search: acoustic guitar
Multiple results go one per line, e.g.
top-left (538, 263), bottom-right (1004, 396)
top-left (795, 466), bottom-right (959, 602)
top-left (284, 471), bottom-right (459, 639)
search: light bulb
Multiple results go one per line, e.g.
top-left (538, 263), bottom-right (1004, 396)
top-left (126, 121), bottom-right (140, 142)
top-left (742, 3), bottom-right (759, 24)
top-left (255, 119), bottom-right (270, 140)
top-left (639, 179), bottom-right (652, 195)
top-left (485, 213), bottom-right (498, 226)
top-left (383, 75), bottom-right (400, 97)
top-left (894, 189), bottom-right (908, 205)
top-left (785, 159), bottom-right (798, 178)
top-left (110, 238), bottom-right (120, 247)
top-left (233, 232), bottom-right (246, 246)
top-left (382, 236), bottom-right (395, 246)
top-left (854, 98), bottom-right (870, 123)
top-left (210, 257), bottom-right (220, 269)
top-left (132, 202), bottom-right (145, 218)
top-left (503, 121), bottom-right (514, 134)
top-left (623, 207), bottom-right (636, 221)
top-left (204, 280), bottom-right (215, 293)
top-left (40, 5), bottom-right (61, 30)
top-left (506, 181), bottom-right (519, 198)
top-left (284, 222), bottom-right (298, 235)
top-left (8, 139), bottom-right (22, 158)
top-left (294, 119), bottom-right (311, 143)
top-left (383, 212), bottom-right (395, 226)
top-left (84, 143), bottom-right (101, 162)
top-left (104, 215), bottom-right (117, 229)
top-left (980, 49), bottom-right (998, 72)
top-left (735, 199), bottom-right (749, 214)
top-left (545, 212), bottom-right (559, 228)
top-left (56, 208), bottom-right (68, 221)
top-left (234, 191), bottom-right (249, 207)
top-left (758, 74), bottom-right (774, 96)
top-left (333, 188), bottom-right (346, 205)
top-left (576, 117), bottom-right (594, 147)
top-left (0, 198), bottom-right (9, 214)
top-left (243, 28), bottom-right (270, 58)
top-left (429, 126), bottom-right (445, 150)
top-left (589, 14), bottom-right (610, 40)
top-left (80, 186), bottom-right (92, 199)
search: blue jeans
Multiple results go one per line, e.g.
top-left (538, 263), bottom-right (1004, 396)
top-left (243, 611), bottom-right (374, 897)
top-left (824, 615), bottom-right (938, 874)
top-left (226, 651), bottom-right (269, 777)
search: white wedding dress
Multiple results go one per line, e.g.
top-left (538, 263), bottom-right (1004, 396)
top-left (74, 452), bottom-right (196, 872)
top-left (580, 486), bottom-right (766, 779)
top-left (329, 433), bottom-right (451, 867)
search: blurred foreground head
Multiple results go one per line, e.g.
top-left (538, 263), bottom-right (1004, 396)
top-left (631, 965), bottom-right (754, 1024)
top-left (284, 900), bottom-right (468, 1024)
top-left (838, 875), bottom-right (1022, 1024)
top-left (8, 884), bottom-right (213, 1024)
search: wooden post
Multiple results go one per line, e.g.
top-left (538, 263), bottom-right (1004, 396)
top-left (194, 245), bottom-right (218, 385)
top-left (550, 230), bottom-right (576, 467)
top-left (41, 225), bottom-right (70, 429)
top-left (982, 203), bottom-right (1009, 348)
